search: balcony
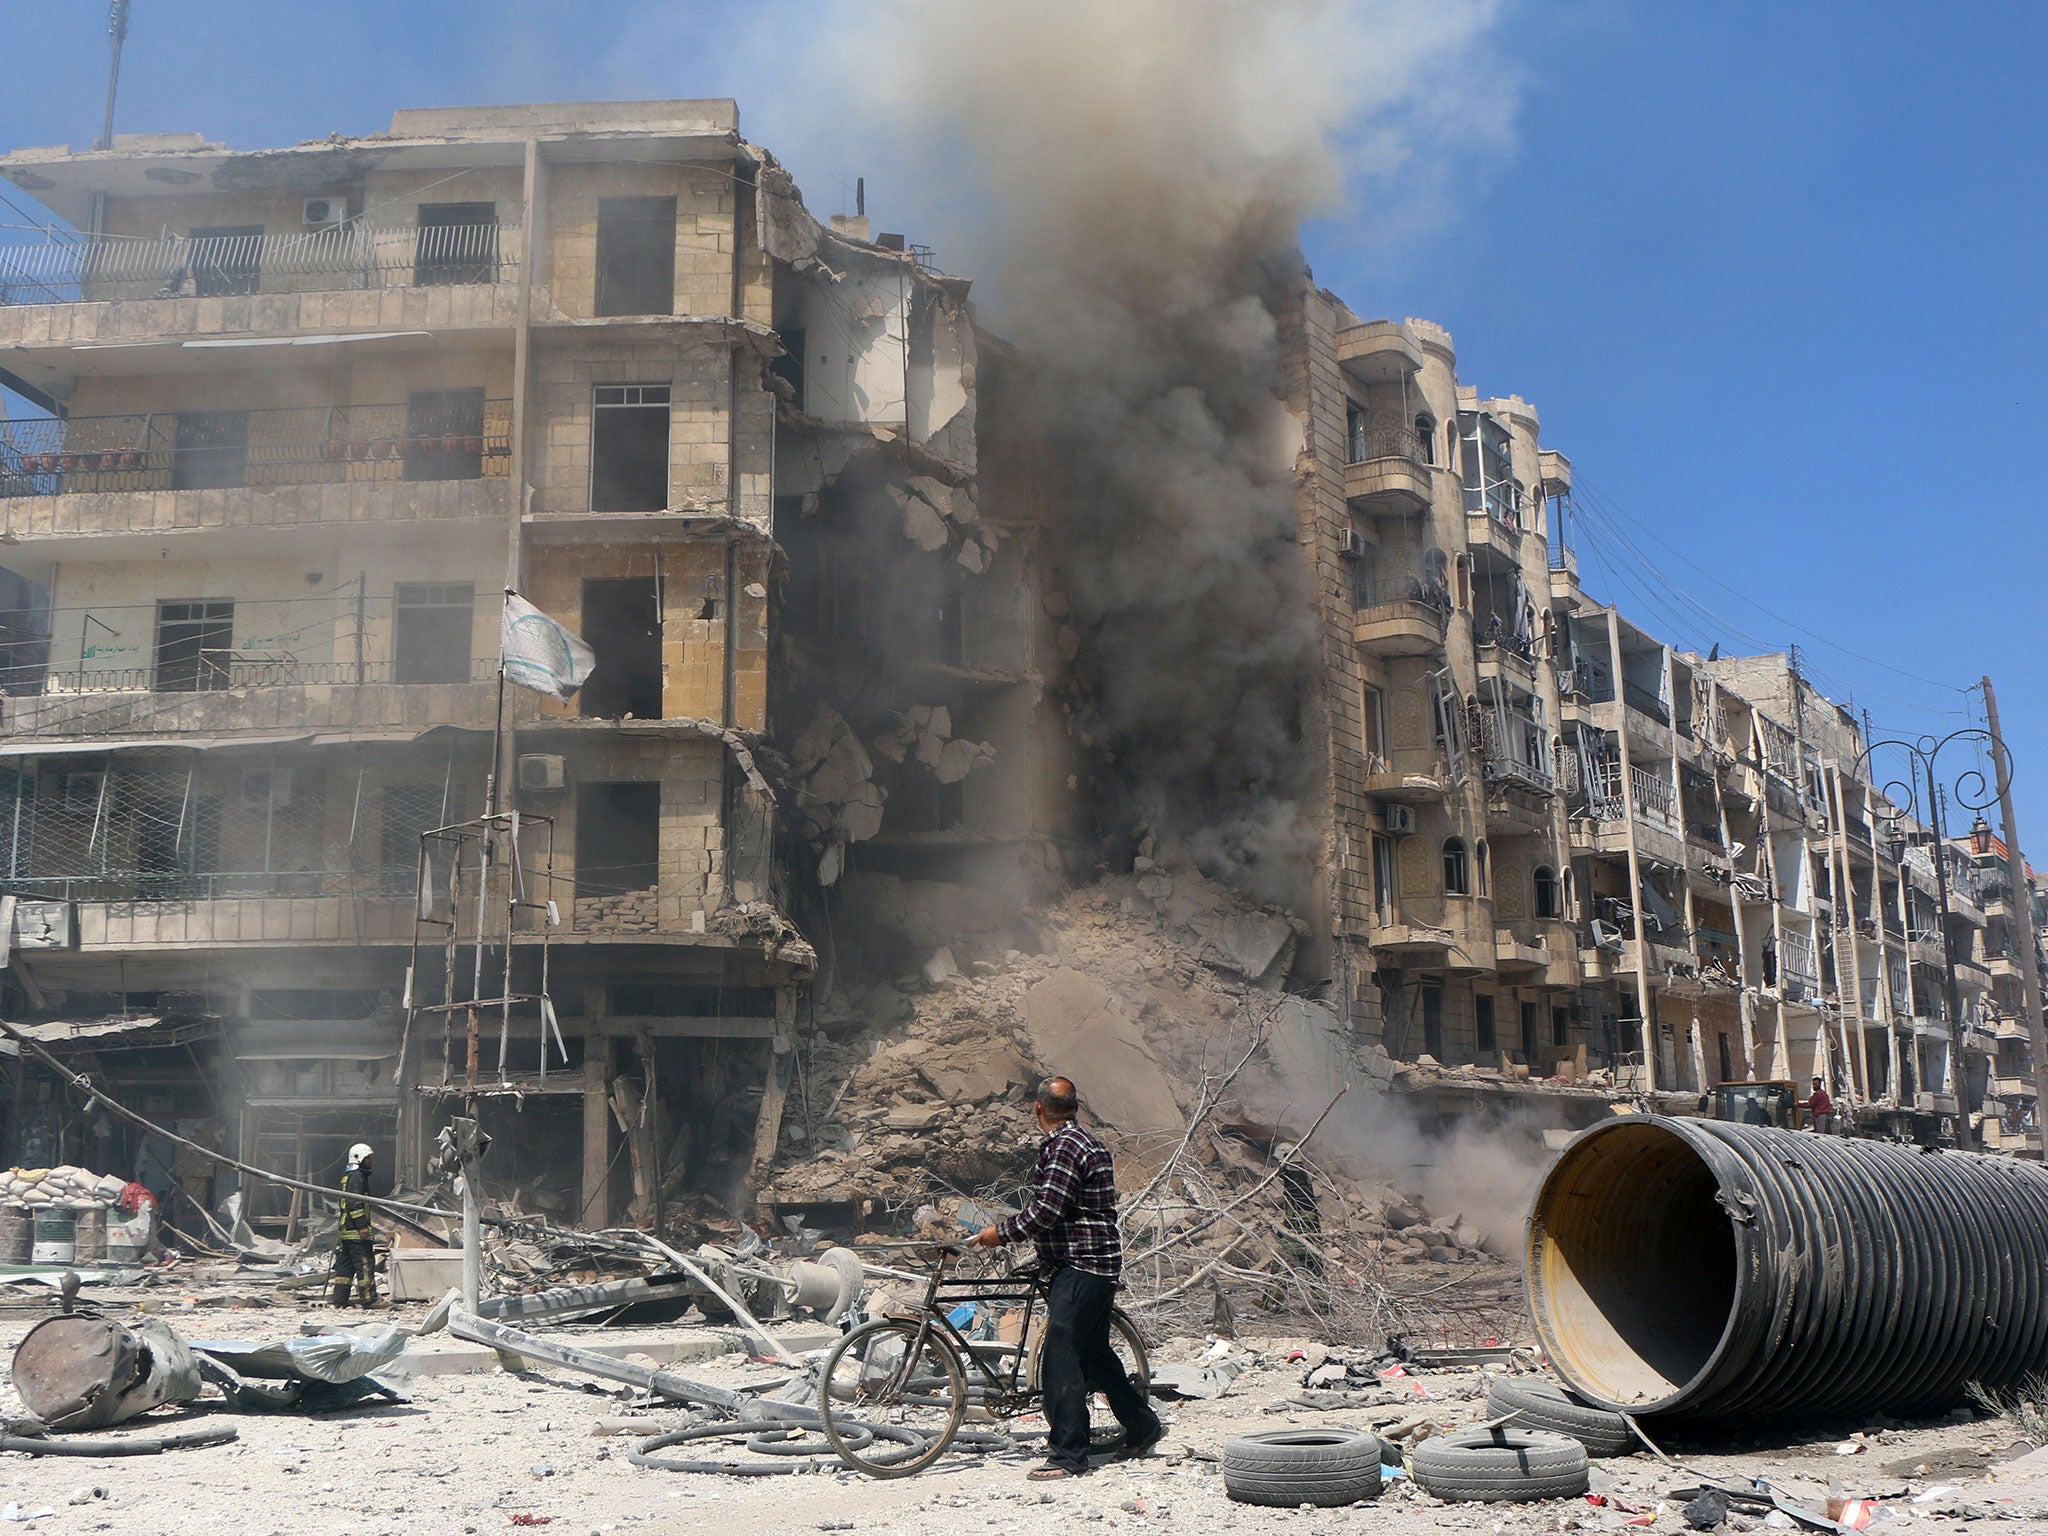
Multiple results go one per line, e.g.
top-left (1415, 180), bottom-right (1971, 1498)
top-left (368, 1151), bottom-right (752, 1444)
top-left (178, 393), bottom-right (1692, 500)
top-left (1493, 927), bottom-right (1553, 973)
top-left (1989, 952), bottom-right (2027, 982)
top-left (1353, 577), bottom-right (1450, 658)
top-left (1342, 428), bottom-right (1433, 515)
top-left (0, 659), bottom-right (505, 740)
top-left (0, 402), bottom-right (511, 540)
top-left (1334, 320), bottom-right (1424, 382)
top-left (1465, 505), bottom-right (1523, 565)
top-left (0, 224), bottom-right (520, 350)
top-left (1993, 1074), bottom-right (2038, 1101)
top-left (1361, 762), bottom-right (1447, 803)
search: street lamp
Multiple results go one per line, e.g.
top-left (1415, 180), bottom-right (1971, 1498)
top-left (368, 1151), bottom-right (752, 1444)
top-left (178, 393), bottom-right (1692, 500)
top-left (1858, 727), bottom-right (2011, 1152)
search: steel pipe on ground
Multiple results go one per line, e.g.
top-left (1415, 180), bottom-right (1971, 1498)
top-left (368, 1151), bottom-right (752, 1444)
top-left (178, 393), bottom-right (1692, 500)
top-left (1525, 1116), bottom-right (2048, 1421)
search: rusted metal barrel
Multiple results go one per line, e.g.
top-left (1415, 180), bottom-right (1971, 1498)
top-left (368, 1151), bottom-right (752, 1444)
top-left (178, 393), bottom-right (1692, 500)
top-left (1525, 1115), bottom-right (2048, 1421)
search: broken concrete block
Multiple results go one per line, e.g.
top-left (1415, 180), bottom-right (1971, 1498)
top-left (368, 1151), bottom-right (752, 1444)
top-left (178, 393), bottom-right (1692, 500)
top-left (935, 737), bottom-right (992, 784)
top-left (1057, 625), bottom-right (1080, 661)
top-left (882, 1106), bottom-right (945, 1131)
top-left (890, 484), bottom-right (950, 552)
top-left (957, 539), bottom-right (989, 574)
top-left (922, 947), bottom-right (961, 987)
top-left (817, 843), bottom-right (844, 887)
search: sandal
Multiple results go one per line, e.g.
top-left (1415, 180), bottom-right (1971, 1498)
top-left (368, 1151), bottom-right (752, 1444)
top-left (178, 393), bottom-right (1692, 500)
top-left (1028, 1464), bottom-right (1082, 1481)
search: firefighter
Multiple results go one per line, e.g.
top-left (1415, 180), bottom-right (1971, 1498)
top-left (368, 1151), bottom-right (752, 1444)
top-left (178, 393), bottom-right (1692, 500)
top-left (330, 1143), bottom-right (380, 1307)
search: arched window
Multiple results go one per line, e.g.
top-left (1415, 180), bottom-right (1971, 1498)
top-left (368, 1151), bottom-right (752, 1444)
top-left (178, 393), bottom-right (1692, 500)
top-left (1443, 837), bottom-right (1469, 895)
top-left (1475, 839), bottom-right (1490, 895)
top-left (1415, 414), bottom-right (1436, 466)
top-left (1534, 865), bottom-right (1560, 918)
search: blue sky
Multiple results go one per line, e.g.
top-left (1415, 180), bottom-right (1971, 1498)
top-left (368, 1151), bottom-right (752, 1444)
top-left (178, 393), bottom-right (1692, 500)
top-left (2, 1), bottom-right (2043, 839)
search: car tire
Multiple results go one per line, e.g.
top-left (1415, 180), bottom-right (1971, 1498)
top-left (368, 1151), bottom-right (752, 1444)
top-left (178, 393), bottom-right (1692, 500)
top-left (1483, 1374), bottom-right (1637, 1457)
top-left (1410, 1426), bottom-right (1590, 1503)
top-left (1222, 1427), bottom-right (1385, 1507)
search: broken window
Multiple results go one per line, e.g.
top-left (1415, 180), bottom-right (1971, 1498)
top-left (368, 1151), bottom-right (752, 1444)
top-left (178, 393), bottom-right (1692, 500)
top-left (1361, 684), bottom-right (1387, 771)
top-left (1534, 864), bottom-right (1560, 918)
top-left (1552, 1005), bottom-right (1570, 1048)
top-left (1717, 1032), bottom-right (1733, 1083)
top-left (402, 388), bottom-right (486, 481)
top-left (1475, 995), bottom-right (1496, 1056)
top-left (172, 409), bottom-right (250, 490)
top-left (188, 224), bottom-right (262, 297)
top-left (1443, 837), bottom-right (1469, 895)
top-left (414, 201), bottom-right (498, 286)
top-left (595, 197), bottom-right (677, 317)
top-left (155, 599), bottom-right (233, 691)
top-left (1521, 1001), bottom-right (1539, 1063)
top-left (578, 577), bottom-right (662, 719)
top-left (771, 328), bottom-right (807, 411)
top-left (1371, 832), bottom-right (1395, 923)
top-left (393, 582), bottom-right (475, 684)
top-left (590, 384), bottom-right (671, 512)
top-left (575, 782), bottom-right (660, 898)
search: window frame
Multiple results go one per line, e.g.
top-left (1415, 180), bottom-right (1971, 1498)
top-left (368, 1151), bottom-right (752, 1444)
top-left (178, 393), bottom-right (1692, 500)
top-left (1442, 836), bottom-right (1469, 895)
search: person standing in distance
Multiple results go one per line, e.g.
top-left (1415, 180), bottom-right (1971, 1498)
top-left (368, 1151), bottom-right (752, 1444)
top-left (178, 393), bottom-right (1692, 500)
top-left (330, 1142), bottom-right (380, 1307)
top-left (974, 1076), bottom-right (1162, 1479)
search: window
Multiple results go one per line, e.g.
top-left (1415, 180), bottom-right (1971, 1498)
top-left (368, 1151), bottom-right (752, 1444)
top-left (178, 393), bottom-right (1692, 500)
top-left (172, 409), bottom-right (250, 490)
top-left (575, 782), bottom-right (660, 898)
top-left (590, 384), bottom-right (671, 511)
top-left (414, 201), bottom-right (498, 286)
top-left (188, 225), bottom-right (262, 296)
top-left (580, 577), bottom-right (662, 719)
top-left (1421, 979), bottom-right (1445, 1061)
top-left (1443, 837), bottom-right (1469, 895)
top-left (1414, 414), bottom-right (1435, 465)
top-left (1521, 1001), bottom-right (1539, 1063)
top-left (393, 582), bottom-right (475, 684)
top-left (1345, 401), bottom-right (1367, 464)
top-left (595, 196), bottom-right (677, 316)
top-left (1475, 839), bottom-right (1490, 895)
top-left (1371, 832), bottom-right (1395, 923)
top-left (379, 784), bottom-right (447, 893)
top-left (155, 600), bottom-right (233, 691)
top-left (1475, 995), bottom-right (1496, 1056)
top-left (1361, 685), bottom-right (1387, 769)
top-left (1534, 864), bottom-right (1560, 919)
top-left (771, 328), bottom-right (806, 411)
top-left (1552, 1005), bottom-right (1570, 1047)
top-left (402, 388), bottom-right (486, 481)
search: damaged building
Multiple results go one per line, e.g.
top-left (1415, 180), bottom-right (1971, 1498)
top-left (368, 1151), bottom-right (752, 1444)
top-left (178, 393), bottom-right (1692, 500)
top-left (1290, 300), bottom-right (2041, 1147)
top-left (0, 98), bottom-right (1061, 1232)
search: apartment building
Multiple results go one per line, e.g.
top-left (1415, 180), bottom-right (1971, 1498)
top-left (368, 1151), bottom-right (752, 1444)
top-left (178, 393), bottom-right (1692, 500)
top-left (0, 100), bottom-right (1049, 1228)
top-left (1287, 295), bottom-right (2027, 1149)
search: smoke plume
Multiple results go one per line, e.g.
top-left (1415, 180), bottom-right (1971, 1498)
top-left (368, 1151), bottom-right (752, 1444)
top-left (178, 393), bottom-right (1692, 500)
top-left (826, 0), bottom-right (1508, 909)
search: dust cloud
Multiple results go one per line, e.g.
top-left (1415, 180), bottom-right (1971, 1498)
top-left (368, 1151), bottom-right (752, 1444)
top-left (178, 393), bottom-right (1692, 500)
top-left (824, 0), bottom-right (1508, 910)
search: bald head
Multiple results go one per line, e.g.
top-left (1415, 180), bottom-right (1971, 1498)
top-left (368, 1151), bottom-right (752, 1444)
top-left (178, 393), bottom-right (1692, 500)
top-left (1034, 1076), bottom-right (1079, 1123)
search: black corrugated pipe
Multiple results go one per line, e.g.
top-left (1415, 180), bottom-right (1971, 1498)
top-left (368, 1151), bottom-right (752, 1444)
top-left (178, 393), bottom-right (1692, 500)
top-left (1525, 1115), bottom-right (2048, 1421)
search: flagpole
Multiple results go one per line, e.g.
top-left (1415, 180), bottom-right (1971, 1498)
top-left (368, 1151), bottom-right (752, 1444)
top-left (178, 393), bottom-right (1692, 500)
top-left (488, 588), bottom-right (512, 819)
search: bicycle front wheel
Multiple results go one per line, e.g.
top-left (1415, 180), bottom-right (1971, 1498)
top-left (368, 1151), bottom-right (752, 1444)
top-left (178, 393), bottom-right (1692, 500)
top-left (818, 1317), bottom-right (968, 1478)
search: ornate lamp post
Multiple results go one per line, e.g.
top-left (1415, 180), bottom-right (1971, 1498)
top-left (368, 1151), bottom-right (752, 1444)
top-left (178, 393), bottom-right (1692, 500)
top-left (1858, 727), bottom-right (2011, 1152)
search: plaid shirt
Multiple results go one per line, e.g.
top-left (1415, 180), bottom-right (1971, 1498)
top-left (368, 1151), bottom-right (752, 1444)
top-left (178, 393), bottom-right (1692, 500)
top-left (997, 1120), bottom-right (1123, 1278)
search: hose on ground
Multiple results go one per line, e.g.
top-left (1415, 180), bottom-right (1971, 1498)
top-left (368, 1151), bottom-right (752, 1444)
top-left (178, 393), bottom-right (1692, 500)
top-left (0, 1424), bottom-right (239, 1456)
top-left (628, 1420), bottom-right (1030, 1475)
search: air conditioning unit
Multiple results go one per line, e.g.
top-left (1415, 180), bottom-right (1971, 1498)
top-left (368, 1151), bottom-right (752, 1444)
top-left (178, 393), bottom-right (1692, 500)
top-left (1336, 526), bottom-right (1365, 561)
top-left (518, 754), bottom-right (568, 792)
top-left (1589, 918), bottom-right (1625, 951)
top-left (241, 767), bottom-right (294, 809)
top-left (302, 196), bottom-right (347, 228)
top-left (1382, 804), bottom-right (1417, 837)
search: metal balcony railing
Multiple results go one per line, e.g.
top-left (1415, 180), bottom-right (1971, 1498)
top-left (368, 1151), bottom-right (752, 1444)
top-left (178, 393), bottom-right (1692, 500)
top-left (0, 400), bottom-right (512, 497)
top-left (1630, 765), bottom-right (1677, 827)
top-left (0, 223), bottom-right (517, 306)
top-left (1345, 425), bottom-right (1428, 467)
top-left (21, 656), bottom-right (500, 697)
top-left (1354, 576), bottom-right (1452, 614)
top-left (1622, 677), bottom-right (1670, 725)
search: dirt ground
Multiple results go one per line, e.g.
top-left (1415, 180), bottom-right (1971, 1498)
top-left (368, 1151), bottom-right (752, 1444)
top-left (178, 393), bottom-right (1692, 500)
top-left (0, 1283), bottom-right (2043, 1536)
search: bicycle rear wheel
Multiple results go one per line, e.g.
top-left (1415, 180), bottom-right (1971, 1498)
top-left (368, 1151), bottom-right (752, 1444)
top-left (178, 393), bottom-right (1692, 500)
top-left (818, 1317), bottom-right (968, 1478)
top-left (1025, 1306), bottom-right (1152, 1399)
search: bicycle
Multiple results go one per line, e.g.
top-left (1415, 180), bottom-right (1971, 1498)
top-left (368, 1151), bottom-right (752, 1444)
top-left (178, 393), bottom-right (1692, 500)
top-left (817, 1243), bottom-right (1151, 1478)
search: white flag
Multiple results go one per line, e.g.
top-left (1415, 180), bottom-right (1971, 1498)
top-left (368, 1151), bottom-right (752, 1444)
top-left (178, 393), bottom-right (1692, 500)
top-left (500, 591), bottom-right (596, 701)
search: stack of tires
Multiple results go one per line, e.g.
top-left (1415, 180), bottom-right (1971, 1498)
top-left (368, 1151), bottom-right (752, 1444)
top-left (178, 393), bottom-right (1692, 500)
top-left (1222, 1429), bottom-right (1387, 1507)
top-left (1405, 1375), bottom-right (1632, 1505)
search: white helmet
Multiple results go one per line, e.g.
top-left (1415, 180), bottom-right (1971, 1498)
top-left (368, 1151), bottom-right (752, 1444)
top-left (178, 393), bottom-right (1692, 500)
top-left (347, 1143), bottom-right (374, 1166)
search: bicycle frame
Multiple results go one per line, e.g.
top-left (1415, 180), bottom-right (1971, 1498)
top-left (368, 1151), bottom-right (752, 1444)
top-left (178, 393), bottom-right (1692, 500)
top-left (906, 1247), bottom-right (1049, 1409)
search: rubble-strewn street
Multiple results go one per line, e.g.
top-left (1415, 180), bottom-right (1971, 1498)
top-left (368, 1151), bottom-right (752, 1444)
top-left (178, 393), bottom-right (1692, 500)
top-left (0, 1283), bottom-right (2041, 1536)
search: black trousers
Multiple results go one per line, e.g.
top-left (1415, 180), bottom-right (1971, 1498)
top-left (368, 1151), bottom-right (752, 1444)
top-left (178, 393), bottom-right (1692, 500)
top-left (332, 1238), bottom-right (376, 1294)
top-left (1042, 1265), bottom-right (1159, 1471)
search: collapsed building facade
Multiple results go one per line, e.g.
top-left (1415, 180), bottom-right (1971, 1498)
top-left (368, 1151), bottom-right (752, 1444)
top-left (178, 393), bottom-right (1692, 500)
top-left (0, 100), bottom-right (1063, 1232)
top-left (1289, 299), bottom-right (2043, 1148)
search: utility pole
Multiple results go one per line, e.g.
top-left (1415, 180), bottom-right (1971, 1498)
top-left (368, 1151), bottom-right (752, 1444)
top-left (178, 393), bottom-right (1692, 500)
top-left (1921, 770), bottom-right (1976, 1150)
top-left (1982, 675), bottom-right (2048, 1134)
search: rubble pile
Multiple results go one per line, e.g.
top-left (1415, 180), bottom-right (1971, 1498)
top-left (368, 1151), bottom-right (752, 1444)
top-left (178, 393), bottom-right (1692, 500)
top-left (764, 862), bottom-right (1517, 1340)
